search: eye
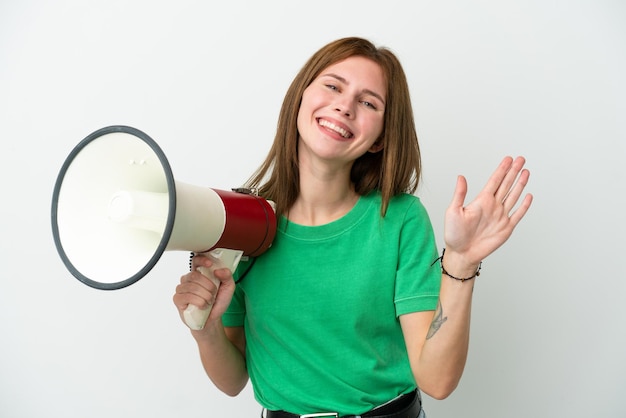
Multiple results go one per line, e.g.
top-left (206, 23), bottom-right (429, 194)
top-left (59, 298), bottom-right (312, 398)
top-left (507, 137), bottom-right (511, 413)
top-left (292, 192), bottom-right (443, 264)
top-left (360, 100), bottom-right (378, 110)
top-left (325, 84), bottom-right (339, 91)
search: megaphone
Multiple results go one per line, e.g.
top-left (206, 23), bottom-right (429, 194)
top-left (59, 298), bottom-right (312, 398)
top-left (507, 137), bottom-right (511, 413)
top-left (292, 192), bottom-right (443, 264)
top-left (51, 125), bottom-right (276, 330)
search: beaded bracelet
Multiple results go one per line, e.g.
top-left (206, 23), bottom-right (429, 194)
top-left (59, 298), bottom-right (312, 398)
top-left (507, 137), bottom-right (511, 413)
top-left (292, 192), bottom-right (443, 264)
top-left (432, 248), bottom-right (482, 282)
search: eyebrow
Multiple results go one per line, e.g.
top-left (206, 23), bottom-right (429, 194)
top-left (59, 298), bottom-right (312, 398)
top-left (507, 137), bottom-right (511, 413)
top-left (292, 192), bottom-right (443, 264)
top-left (322, 73), bottom-right (386, 106)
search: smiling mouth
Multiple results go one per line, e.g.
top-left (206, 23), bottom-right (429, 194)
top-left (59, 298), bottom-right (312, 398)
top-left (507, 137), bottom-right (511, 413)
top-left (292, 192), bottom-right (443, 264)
top-left (318, 118), bottom-right (354, 139)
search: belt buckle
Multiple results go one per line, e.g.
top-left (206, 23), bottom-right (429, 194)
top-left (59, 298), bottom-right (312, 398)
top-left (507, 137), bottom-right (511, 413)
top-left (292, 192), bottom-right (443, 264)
top-left (300, 414), bottom-right (338, 418)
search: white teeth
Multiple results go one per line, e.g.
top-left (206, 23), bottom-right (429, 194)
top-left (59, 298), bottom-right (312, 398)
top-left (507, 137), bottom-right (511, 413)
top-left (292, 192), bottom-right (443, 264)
top-left (318, 119), bottom-right (352, 138)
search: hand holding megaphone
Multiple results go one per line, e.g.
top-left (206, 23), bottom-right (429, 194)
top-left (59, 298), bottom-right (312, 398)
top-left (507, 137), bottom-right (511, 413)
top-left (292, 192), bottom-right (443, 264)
top-left (183, 248), bottom-right (242, 330)
top-left (51, 126), bottom-right (276, 331)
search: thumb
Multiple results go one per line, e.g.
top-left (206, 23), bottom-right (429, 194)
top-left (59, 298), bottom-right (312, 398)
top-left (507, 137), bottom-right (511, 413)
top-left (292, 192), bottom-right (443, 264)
top-left (450, 175), bottom-right (468, 210)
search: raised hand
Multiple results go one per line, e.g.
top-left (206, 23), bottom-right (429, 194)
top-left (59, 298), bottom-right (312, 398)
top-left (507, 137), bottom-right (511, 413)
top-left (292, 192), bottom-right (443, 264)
top-left (443, 156), bottom-right (533, 266)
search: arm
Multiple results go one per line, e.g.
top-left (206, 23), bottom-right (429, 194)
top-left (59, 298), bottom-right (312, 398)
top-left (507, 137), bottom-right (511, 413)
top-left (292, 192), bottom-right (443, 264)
top-left (173, 255), bottom-right (249, 396)
top-left (402, 156), bottom-right (533, 399)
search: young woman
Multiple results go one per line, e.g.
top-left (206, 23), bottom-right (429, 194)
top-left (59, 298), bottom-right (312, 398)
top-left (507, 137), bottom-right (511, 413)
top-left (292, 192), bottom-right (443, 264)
top-left (173, 37), bottom-right (532, 418)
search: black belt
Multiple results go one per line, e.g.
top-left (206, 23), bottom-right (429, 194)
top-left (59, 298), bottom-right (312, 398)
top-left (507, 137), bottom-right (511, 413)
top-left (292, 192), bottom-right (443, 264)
top-left (263, 389), bottom-right (421, 418)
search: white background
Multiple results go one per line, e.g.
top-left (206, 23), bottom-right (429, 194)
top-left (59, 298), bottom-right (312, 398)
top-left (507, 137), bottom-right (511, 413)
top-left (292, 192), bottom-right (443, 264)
top-left (1, 1), bottom-right (625, 417)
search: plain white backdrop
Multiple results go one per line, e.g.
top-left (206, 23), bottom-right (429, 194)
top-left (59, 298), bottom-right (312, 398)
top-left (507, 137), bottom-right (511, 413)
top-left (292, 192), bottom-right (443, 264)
top-left (1, 1), bottom-right (624, 417)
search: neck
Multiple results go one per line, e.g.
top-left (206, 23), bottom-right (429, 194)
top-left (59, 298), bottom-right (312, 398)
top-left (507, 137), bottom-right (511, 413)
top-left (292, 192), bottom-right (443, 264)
top-left (288, 159), bottom-right (359, 226)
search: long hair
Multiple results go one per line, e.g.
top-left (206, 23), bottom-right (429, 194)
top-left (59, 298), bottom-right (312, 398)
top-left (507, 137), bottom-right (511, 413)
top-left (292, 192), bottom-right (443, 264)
top-left (245, 37), bottom-right (421, 217)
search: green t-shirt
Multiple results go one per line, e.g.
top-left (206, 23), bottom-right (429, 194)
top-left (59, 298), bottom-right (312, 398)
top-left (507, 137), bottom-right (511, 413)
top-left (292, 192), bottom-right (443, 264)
top-left (222, 192), bottom-right (441, 415)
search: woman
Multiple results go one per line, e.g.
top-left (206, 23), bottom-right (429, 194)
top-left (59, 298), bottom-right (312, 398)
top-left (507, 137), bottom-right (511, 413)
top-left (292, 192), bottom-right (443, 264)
top-left (173, 37), bottom-right (532, 417)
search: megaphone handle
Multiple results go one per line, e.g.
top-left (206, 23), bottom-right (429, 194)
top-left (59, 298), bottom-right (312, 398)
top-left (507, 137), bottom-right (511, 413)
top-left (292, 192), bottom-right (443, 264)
top-left (182, 249), bottom-right (244, 331)
top-left (183, 265), bottom-right (220, 331)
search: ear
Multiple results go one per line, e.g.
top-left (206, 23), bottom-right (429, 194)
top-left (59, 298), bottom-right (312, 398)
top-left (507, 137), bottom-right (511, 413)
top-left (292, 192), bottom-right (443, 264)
top-left (368, 139), bottom-right (384, 153)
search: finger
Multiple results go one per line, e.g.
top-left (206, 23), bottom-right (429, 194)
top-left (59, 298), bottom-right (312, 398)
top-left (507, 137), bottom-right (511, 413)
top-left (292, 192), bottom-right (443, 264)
top-left (503, 168), bottom-right (530, 213)
top-left (495, 156), bottom-right (527, 202)
top-left (213, 267), bottom-right (234, 284)
top-left (483, 156), bottom-right (514, 196)
top-left (175, 291), bottom-right (213, 311)
top-left (190, 254), bottom-right (215, 276)
top-left (173, 284), bottom-right (201, 312)
top-left (174, 277), bottom-right (216, 310)
top-left (509, 193), bottom-right (533, 226)
top-left (449, 175), bottom-right (468, 210)
top-left (194, 253), bottom-right (215, 267)
top-left (180, 270), bottom-right (218, 293)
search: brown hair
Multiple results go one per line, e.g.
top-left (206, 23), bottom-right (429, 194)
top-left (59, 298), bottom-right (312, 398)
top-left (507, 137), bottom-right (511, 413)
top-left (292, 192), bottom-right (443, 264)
top-left (245, 37), bottom-right (421, 217)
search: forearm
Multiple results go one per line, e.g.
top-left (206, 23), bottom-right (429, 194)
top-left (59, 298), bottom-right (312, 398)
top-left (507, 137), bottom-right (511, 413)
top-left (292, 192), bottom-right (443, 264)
top-left (192, 319), bottom-right (249, 396)
top-left (417, 275), bottom-right (474, 398)
top-left (409, 250), bottom-right (478, 399)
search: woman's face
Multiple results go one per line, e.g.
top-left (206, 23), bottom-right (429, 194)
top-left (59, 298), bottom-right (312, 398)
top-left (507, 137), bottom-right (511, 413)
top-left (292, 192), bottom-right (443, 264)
top-left (296, 56), bottom-right (386, 169)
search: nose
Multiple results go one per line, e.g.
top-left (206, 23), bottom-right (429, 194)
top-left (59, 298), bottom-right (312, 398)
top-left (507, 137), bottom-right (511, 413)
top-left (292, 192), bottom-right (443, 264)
top-left (334, 98), bottom-right (354, 118)
top-left (335, 107), bottom-right (351, 117)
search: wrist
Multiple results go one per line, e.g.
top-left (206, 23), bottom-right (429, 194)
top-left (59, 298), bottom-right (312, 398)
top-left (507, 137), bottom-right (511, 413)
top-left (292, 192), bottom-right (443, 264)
top-left (191, 316), bottom-right (225, 343)
top-left (435, 248), bottom-right (482, 282)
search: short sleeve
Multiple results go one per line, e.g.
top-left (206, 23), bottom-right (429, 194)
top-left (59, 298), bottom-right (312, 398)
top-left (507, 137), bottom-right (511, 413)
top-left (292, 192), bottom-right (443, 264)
top-left (393, 198), bottom-right (441, 316)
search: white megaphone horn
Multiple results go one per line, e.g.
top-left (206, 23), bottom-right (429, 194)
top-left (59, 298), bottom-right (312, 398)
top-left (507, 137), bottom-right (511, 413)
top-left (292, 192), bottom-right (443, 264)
top-left (51, 125), bottom-right (277, 330)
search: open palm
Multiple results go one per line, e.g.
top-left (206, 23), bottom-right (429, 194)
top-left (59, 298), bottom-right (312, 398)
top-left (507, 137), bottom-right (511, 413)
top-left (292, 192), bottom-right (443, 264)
top-left (444, 156), bottom-right (533, 265)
